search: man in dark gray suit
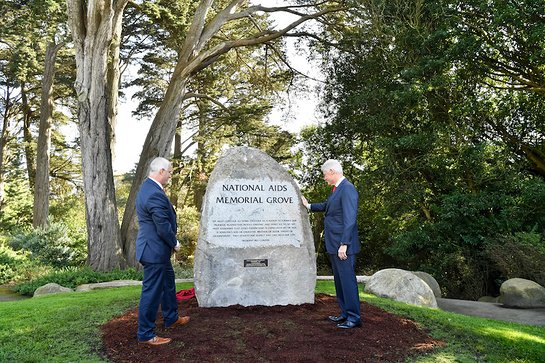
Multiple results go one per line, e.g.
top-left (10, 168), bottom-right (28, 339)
top-left (302, 159), bottom-right (361, 329)
top-left (136, 157), bottom-right (190, 345)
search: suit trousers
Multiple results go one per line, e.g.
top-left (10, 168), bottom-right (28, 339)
top-left (137, 260), bottom-right (179, 341)
top-left (329, 253), bottom-right (361, 323)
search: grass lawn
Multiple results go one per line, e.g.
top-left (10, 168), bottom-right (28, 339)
top-left (0, 281), bottom-right (543, 362)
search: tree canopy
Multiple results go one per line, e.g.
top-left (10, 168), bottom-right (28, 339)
top-left (300, 0), bottom-right (545, 298)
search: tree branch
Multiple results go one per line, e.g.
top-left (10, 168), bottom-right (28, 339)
top-left (183, 92), bottom-right (229, 110)
top-left (189, 4), bottom-right (346, 75)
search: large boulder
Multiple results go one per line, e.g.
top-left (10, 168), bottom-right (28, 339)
top-left (500, 278), bottom-right (545, 308)
top-left (194, 146), bottom-right (316, 307)
top-left (412, 271), bottom-right (441, 298)
top-left (33, 283), bottom-right (73, 297)
top-left (364, 268), bottom-right (437, 308)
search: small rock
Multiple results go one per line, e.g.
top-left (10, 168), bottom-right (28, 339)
top-left (33, 283), bottom-right (73, 297)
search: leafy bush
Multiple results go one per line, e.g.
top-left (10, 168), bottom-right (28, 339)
top-left (0, 244), bottom-right (29, 283)
top-left (0, 177), bottom-right (34, 233)
top-left (176, 206), bottom-right (200, 265)
top-left (486, 232), bottom-right (545, 287)
top-left (0, 243), bottom-right (52, 284)
top-left (173, 262), bottom-right (195, 279)
top-left (49, 195), bottom-right (88, 248)
top-left (389, 178), bottom-right (545, 299)
top-left (8, 221), bottom-right (86, 268)
top-left (14, 266), bottom-right (144, 296)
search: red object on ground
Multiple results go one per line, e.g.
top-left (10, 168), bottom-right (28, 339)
top-left (175, 288), bottom-right (195, 301)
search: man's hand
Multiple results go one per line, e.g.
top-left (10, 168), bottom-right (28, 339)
top-left (301, 196), bottom-right (310, 209)
top-left (338, 244), bottom-right (348, 260)
top-left (174, 240), bottom-right (181, 252)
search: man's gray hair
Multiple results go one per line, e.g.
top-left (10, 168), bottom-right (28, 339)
top-left (321, 159), bottom-right (343, 175)
top-left (149, 157), bottom-right (171, 175)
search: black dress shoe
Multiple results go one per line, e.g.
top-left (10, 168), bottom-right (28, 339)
top-left (337, 320), bottom-right (362, 329)
top-left (328, 315), bottom-right (347, 323)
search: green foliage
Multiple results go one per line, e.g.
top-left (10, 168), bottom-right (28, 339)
top-left (8, 221), bottom-right (86, 268)
top-left (302, 0), bottom-right (545, 299)
top-left (0, 242), bottom-right (53, 285)
top-left (173, 261), bottom-right (195, 279)
top-left (388, 177), bottom-right (545, 299)
top-left (14, 266), bottom-right (144, 296)
top-left (176, 206), bottom-right (200, 265)
top-left (0, 177), bottom-right (34, 233)
top-left (0, 191), bottom-right (87, 285)
top-left (49, 195), bottom-right (88, 248)
top-left (486, 232), bottom-right (545, 287)
top-left (0, 244), bottom-right (27, 284)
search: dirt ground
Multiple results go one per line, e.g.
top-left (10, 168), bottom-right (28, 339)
top-left (101, 293), bottom-right (444, 362)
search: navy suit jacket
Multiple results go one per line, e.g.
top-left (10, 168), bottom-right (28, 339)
top-left (310, 178), bottom-right (361, 255)
top-left (136, 178), bottom-right (178, 264)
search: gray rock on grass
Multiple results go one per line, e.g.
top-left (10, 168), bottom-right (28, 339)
top-left (364, 268), bottom-right (437, 308)
top-left (33, 283), bottom-right (73, 297)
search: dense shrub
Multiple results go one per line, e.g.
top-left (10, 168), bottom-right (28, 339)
top-left (173, 262), bottom-right (195, 279)
top-left (388, 178), bottom-right (545, 299)
top-left (0, 244), bottom-right (52, 284)
top-left (486, 232), bottom-right (545, 287)
top-left (176, 206), bottom-right (200, 265)
top-left (8, 221), bottom-right (86, 268)
top-left (0, 178), bottom-right (33, 233)
top-left (0, 245), bottom-right (22, 284)
top-left (49, 195), bottom-right (87, 250)
top-left (14, 266), bottom-right (144, 296)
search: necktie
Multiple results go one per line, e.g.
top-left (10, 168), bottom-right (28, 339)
top-left (332, 186), bottom-right (337, 192)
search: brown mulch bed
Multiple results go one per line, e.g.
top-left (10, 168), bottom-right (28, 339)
top-left (101, 293), bottom-right (444, 362)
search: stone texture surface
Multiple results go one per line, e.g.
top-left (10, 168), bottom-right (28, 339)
top-left (194, 146), bottom-right (316, 307)
top-left (500, 278), bottom-right (545, 308)
top-left (364, 268), bottom-right (437, 308)
top-left (33, 283), bottom-right (73, 297)
top-left (412, 271), bottom-right (442, 298)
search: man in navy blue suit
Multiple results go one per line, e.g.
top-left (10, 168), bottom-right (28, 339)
top-left (136, 157), bottom-right (190, 345)
top-left (302, 159), bottom-right (361, 329)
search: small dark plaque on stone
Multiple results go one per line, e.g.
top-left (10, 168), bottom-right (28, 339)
top-left (244, 259), bottom-right (269, 267)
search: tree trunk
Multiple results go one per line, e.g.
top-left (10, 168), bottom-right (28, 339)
top-left (193, 101), bottom-right (207, 212)
top-left (33, 41), bottom-right (61, 228)
top-left (67, 0), bottom-right (128, 271)
top-left (21, 84), bottom-right (36, 190)
top-left (170, 118), bottom-right (183, 209)
top-left (121, 77), bottom-right (189, 268)
top-left (0, 86), bottom-right (12, 212)
top-left (522, 145), bottom-right (545, 179)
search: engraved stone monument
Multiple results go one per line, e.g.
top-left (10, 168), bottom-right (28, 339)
top-left (194, 146), bottom-right (316, 307)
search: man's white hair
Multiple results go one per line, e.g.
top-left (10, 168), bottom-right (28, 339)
top-left (321, 159), bottom-right (343, 175)
top-left (149, 157), bottom-right (171, 175)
